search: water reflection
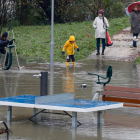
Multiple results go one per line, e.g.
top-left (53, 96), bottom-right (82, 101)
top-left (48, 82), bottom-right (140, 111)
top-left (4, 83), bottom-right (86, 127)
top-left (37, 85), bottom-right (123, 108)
top-left (72, 128), bottom-right (77, 140)
top-left (62, 67), bottom-right (75, 93)
top-left (95, 59), bottom-right (106, 71)
top-left (132, 64), bottom-right (140, 88)
top-left (71, 124), bottom-right (103, 140)
top-left (1, 59), bottom-right (140, 140)
top-left (0, 72), bottom-right (22, 97)
top-left (97, 124), bottom-right (102, 140)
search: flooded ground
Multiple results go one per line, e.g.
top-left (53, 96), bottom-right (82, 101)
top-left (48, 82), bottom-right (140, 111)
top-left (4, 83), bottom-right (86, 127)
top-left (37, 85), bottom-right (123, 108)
top-left (0, 58), bottom-right (140, 140)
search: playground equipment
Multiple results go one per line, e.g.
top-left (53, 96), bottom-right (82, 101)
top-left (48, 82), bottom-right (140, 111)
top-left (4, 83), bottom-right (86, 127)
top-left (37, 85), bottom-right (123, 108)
top-left (33, 72), bottom-right (48, 96)
top-left (0, 93), bottom-right (123, 128)
top-left (3, 45), bottom-right (15, 70)
top-left (3, 26), bottom-right (24, 70)
top-left (88, 66), bottom-right (112, 87)
top-left (0, 121), bottom-right (10, 140)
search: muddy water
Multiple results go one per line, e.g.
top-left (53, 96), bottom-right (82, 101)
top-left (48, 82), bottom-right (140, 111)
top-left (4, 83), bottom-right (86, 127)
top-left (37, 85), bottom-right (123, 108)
top-left (0, 58), bottom-right (140, 140)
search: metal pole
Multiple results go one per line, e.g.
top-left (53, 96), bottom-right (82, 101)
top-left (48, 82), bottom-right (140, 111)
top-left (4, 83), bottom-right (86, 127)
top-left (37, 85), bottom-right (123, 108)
top-left (7, 106), bottom-right (12, 122)
top-left (40, 72), bottom-right (48, 96)
top-left (72, 112), bottom-right (77, 128)
top-left (72, 128), bottom-right (77, 140)
top-left (97, 123), bottom-right (102, 140)
top-left (50, 67), bottom-right (54, 95)
top-left (33, 108), bottom-right (38, 123)
top-left (97, 111), bottom-right (102, 124)
top-left (50, 0), bottom-right (54, 68)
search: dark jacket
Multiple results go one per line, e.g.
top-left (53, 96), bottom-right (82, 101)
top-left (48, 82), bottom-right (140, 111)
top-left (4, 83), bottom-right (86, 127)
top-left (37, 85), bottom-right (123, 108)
top-left (130, 10), bottom-right (140, 33)
top-left (0, 37), bottom-right (13, 49)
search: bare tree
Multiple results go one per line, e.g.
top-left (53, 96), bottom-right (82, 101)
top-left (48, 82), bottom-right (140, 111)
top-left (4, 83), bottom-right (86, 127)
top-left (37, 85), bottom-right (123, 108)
top-left (0, 0), bottom-right (134, 29)
top-left (0, 0), bottom-right (7, 33)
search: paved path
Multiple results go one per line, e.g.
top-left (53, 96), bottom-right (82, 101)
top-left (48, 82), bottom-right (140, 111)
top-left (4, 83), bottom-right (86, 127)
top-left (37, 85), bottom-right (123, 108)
top-left (89, 27), bottom-right (140, 61)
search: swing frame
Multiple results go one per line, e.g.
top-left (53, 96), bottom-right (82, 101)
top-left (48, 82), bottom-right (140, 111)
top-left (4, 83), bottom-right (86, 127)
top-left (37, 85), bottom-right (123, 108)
top-left (2, 26), bottom-right (23, 70)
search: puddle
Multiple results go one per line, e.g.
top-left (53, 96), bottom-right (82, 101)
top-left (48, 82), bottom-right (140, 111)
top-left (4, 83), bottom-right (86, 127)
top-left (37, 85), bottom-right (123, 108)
top-left (0, 58), bottom-right (140, 140)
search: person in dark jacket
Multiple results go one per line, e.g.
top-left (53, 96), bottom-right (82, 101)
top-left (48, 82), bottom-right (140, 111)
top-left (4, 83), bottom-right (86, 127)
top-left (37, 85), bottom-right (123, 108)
top-left (0, 32), bottom-right (14, 66)
top-left (130, 4), bottom-right (140, 48)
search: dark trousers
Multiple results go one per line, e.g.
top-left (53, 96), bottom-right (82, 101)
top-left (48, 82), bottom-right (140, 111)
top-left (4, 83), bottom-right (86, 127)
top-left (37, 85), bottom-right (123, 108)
top-left (0, 48), bottom-right (9, 65)
top-left (96, 38), bottom-right (105, 52)
top-left (66, 55), bottom-right (75, 62)
top-left (133, 33), bottom-right (138, 47)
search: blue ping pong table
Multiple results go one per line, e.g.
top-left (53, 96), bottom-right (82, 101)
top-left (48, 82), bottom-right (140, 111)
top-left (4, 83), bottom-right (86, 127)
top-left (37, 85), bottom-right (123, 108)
top-left (0, 93), bottom-right (123, 128)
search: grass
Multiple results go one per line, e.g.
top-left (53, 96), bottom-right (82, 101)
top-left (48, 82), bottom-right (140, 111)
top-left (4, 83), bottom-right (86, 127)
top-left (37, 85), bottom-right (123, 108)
top-left (134, 57), bottom-right (140, 64)
top-left (2, 16), bottom-right (130, 63)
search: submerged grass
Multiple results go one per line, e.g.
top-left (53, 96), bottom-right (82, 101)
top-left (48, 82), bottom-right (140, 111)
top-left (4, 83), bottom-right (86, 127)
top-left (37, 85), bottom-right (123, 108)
top-left (2, 16), bottom-right (130, 63)
top-left (134, 57), bottom-right (140, 64)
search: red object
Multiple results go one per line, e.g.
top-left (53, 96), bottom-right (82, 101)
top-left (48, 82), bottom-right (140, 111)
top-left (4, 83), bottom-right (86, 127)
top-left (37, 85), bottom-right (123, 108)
top-left (128, 2), bottom-right (140, 13)
top-left (106, 31), bottom-right (113, 46)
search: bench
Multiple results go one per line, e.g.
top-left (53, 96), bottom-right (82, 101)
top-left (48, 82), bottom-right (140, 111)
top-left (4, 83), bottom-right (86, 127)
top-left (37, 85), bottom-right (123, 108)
top-left (88, 66), bottom-right (112, 87)
top-left (102, 86), bottom-right (140, 107)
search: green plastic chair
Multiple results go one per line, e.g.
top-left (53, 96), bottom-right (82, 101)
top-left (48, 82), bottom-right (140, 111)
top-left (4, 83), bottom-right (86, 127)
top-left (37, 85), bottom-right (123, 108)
top-left (4, 45), bottom-right (15, 70)
top-left (88, 66), bottom-right (112, 87)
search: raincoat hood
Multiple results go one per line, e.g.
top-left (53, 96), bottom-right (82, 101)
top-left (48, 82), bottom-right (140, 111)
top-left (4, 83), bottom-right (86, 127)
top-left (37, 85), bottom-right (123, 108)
top-left (62, 36), bottom-right (79, 55)
top-left (69, 36), bottom-right (75, 42)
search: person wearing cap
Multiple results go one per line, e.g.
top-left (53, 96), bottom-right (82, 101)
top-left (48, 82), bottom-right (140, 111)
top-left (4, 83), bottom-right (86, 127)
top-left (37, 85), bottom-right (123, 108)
top-left (62, 35), bottom-right (79, 66)
top-left (0, 32), bottom-right (14, 66)
top-left (93, 9), bottom-right (109, 55)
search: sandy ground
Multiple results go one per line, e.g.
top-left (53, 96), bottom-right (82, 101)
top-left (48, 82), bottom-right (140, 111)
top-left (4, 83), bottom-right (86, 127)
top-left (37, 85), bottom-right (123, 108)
top-left (89, 27), bottom-right (140, 61)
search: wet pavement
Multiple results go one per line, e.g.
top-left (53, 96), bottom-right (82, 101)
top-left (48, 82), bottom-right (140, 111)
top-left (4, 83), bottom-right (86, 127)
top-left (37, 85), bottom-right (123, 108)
top-left (90, 27), bottom-right (140, 62)
top-left (0, 57), bottom-right (140, 140)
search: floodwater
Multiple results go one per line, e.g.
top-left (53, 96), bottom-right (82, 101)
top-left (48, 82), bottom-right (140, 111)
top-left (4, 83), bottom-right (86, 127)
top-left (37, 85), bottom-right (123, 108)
top-left (0, 57), bottom-right (140, 140)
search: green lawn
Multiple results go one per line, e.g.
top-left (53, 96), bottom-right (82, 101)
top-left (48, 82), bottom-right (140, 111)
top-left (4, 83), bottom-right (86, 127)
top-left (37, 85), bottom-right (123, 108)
top-left (2, 16), bottom-right (130, 63)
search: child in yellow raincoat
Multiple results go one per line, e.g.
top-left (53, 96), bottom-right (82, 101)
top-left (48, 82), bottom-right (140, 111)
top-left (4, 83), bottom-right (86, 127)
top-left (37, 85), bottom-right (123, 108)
top-left (62, 35), bottom-right (79, 66)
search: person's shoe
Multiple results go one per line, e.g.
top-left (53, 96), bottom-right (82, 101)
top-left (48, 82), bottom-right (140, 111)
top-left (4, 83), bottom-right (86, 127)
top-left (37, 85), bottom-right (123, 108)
top-left (133, 36), bottom-right (139, 42)
top-left (130, 45), bottom-right (137, 48)
top-left (73, 62), bottom-right (75, 66)
top-left (96, 52), bottom-right (100, 55)
top-left (102, 50), bottom-right (104, 55)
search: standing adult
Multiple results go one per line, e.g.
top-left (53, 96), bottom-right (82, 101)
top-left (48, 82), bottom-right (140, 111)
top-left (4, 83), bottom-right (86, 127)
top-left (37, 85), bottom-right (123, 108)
top-left (93, 9), bottom-right (109, 55)
top-left (130, 4), bottom-right (140, 48)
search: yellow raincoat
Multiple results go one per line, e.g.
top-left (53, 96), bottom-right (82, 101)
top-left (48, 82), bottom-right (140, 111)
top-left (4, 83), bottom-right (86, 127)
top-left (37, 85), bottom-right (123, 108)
top-left (62, 36), bottom-right (79, 55)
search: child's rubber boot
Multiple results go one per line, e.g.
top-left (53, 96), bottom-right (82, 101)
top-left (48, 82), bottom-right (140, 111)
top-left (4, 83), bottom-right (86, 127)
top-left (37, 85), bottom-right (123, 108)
top-left (73, 62), bottom-right (75, 66)
top-left (66, 62), bottom-right (69, 66)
